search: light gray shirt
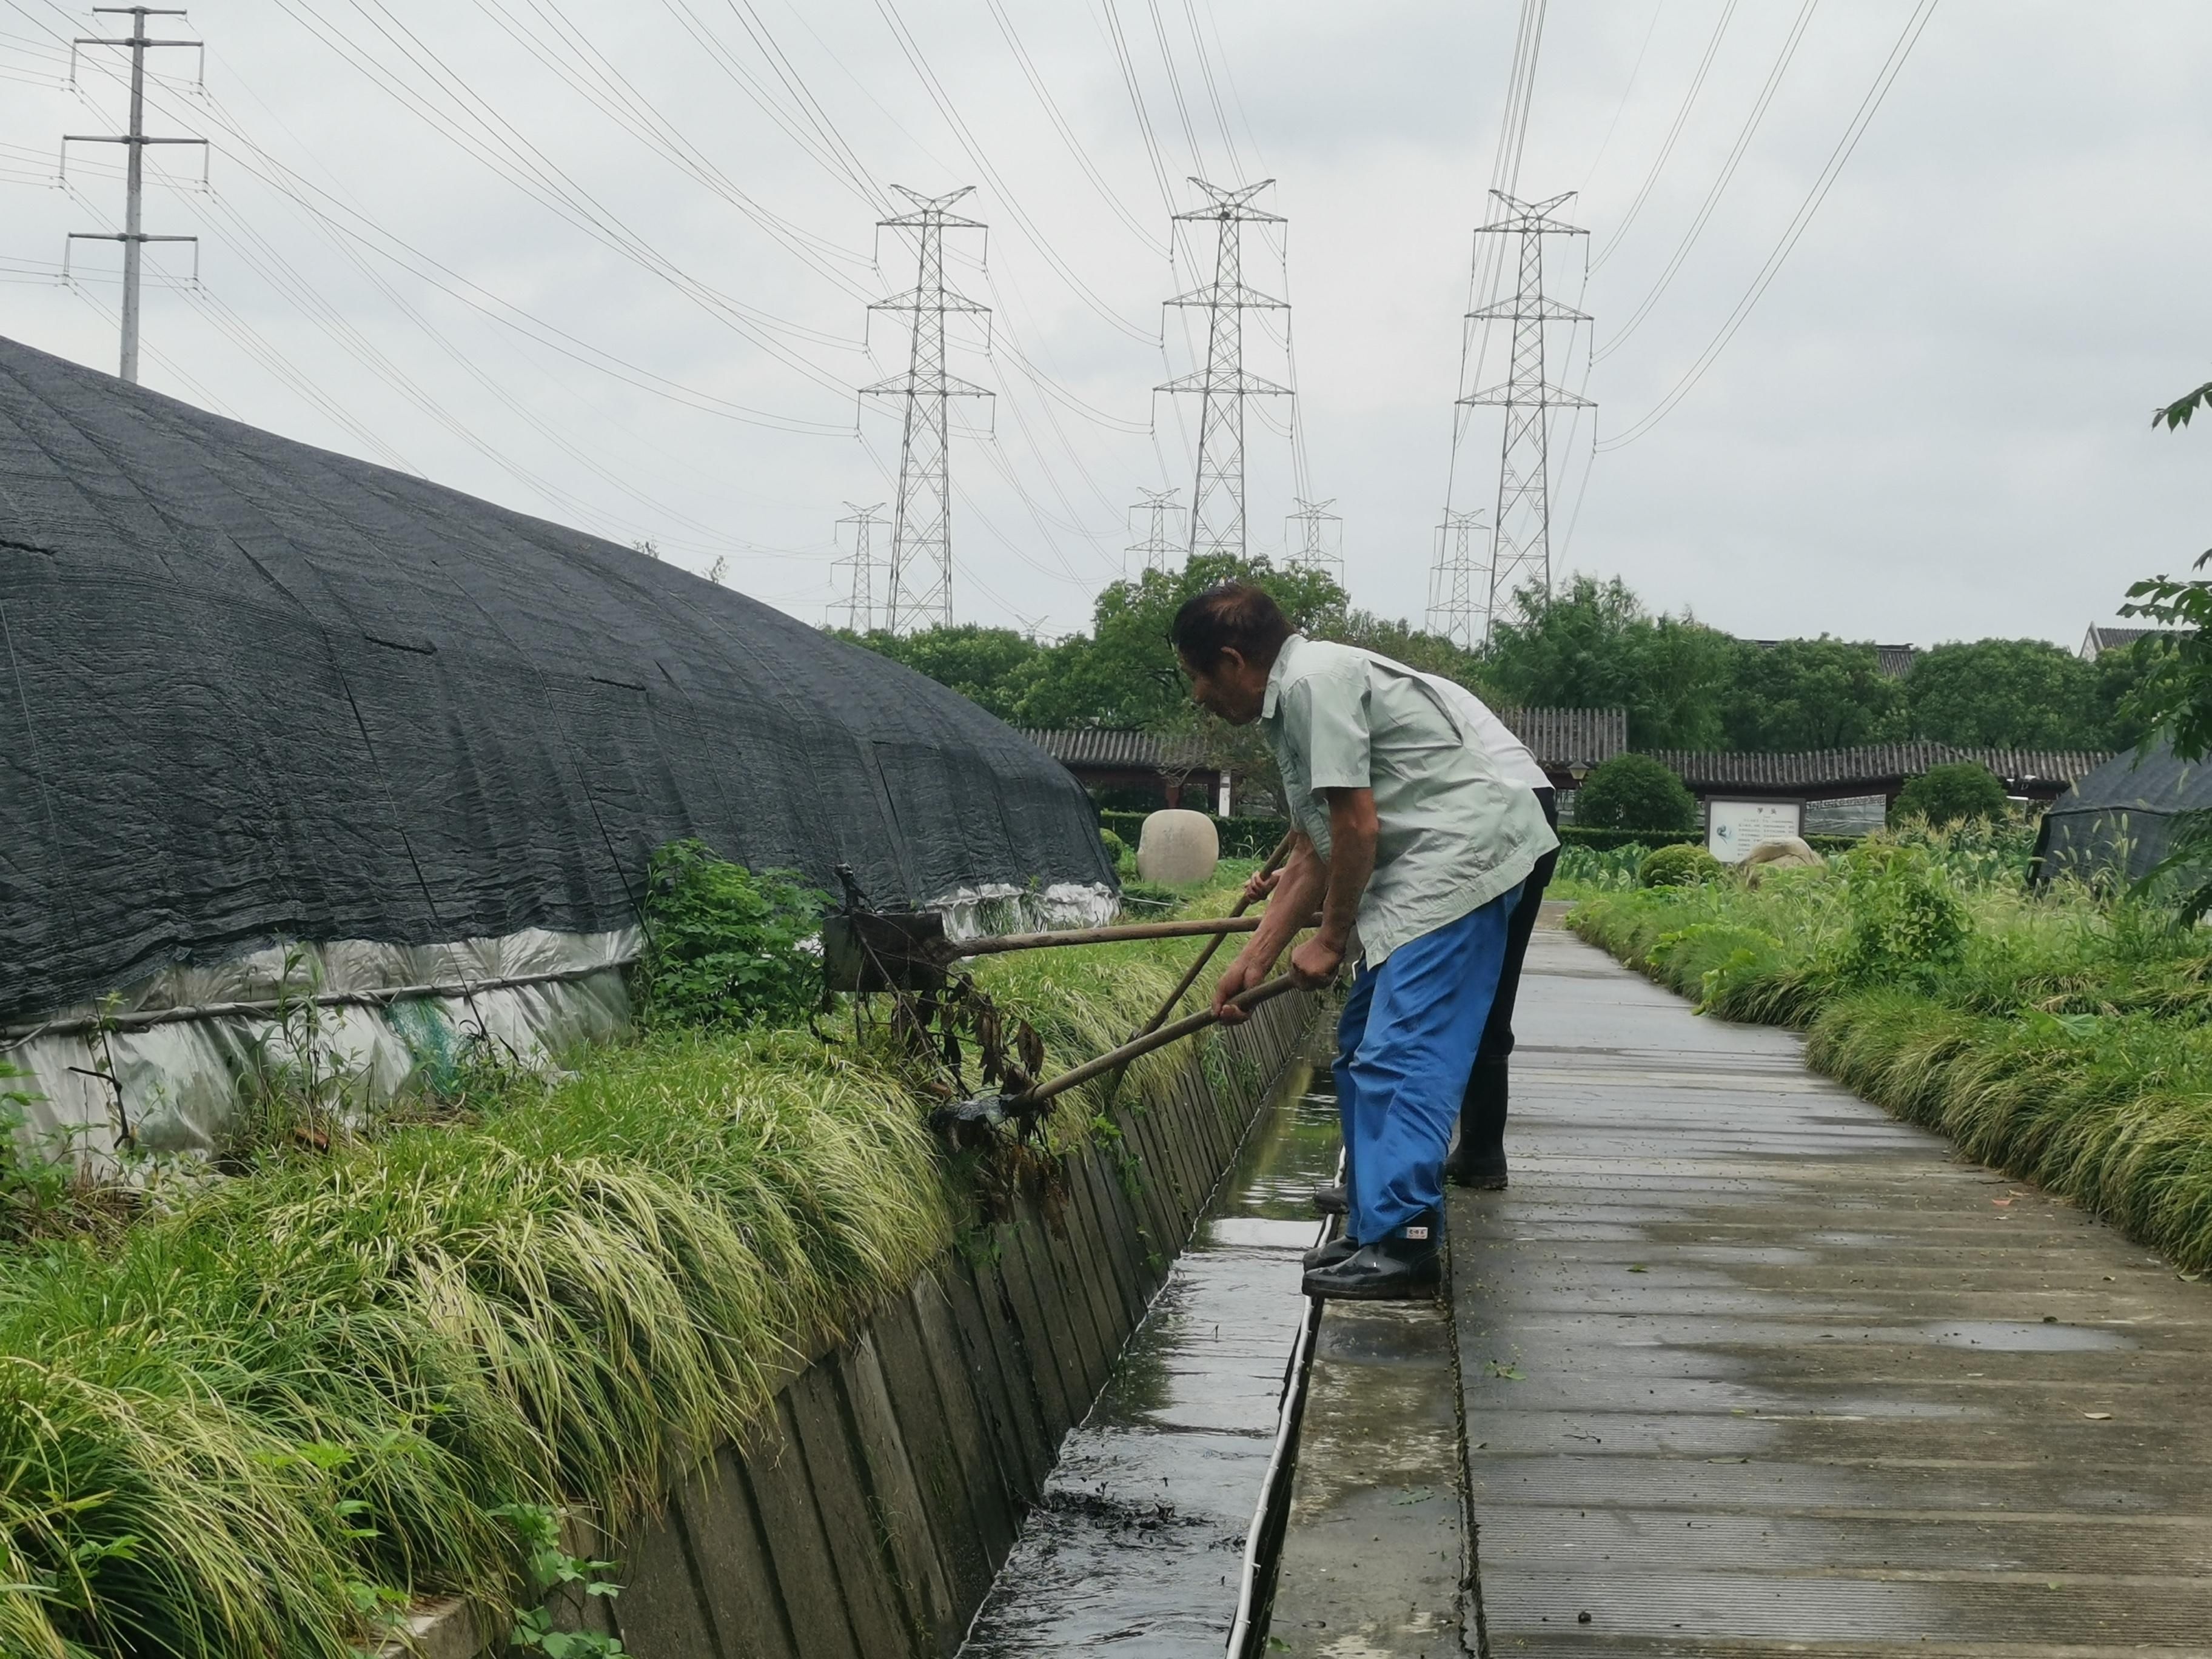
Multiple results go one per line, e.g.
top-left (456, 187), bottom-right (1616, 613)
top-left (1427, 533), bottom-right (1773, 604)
top-left (1262, 635), bottom-right (1558, 967)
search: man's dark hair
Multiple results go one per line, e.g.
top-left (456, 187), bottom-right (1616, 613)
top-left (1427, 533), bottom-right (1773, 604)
top-left (1170, 581), bottom-right (1293, 672)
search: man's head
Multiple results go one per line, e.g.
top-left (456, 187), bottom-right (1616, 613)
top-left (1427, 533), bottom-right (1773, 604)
top-left (1171, 581), bottom-right (1293, 726)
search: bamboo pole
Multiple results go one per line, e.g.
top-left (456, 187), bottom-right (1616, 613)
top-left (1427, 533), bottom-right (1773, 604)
top-left (953, 914), bottom-right (1269, 957)
top-left (1131, 830), bottom-right (1298, 1039)
top-left (1019, 974), bottom-right (1302, 1107)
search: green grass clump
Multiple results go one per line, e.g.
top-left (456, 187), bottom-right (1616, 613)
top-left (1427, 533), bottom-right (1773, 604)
top-left (1568, 824), bottom-right (2212, 1272)
top-left (0, 872), bottom-right (1258, 1658)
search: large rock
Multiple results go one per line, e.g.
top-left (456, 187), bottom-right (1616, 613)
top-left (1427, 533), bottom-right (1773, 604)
top-left (1136, 809), bottom-right (1219, 885)
top-left (1739, 836), bottom-right (1825, 887)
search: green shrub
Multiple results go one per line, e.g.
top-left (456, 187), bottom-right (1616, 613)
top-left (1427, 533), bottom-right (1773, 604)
top-left (1099, 826), bottom-right (1134, 879)
top-left (635, 840), bottom-right (828, 1030)
top-left (1573, 754), bottom-right (1697, 832)
top-left (1891, 762), bottom-right (2009, 827)
top-left (1638, 843), bottom-right (1723, 888)
top-left (1832, 842), bottom-right (1971, 987)
top-left (1552, 842), bottom-right (1649, 893)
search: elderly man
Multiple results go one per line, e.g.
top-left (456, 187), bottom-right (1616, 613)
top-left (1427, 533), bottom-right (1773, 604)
top-left (1174, 581), bottom-right (1557, 1299)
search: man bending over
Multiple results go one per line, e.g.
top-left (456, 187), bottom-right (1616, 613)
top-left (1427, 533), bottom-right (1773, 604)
top-left (1173, 582), bottom-right (1558, 1300)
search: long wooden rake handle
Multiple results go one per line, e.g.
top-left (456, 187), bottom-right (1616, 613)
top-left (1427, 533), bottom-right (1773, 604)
top-left (1132, 830), bottom-right (1298, 1039)
top-left (954, 914), bottom-right (1270, 957)
top-left (1021, 974), bottom-right (1302, 1107)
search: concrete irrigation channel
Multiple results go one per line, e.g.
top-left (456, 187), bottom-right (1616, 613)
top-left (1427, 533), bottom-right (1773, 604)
top-left (386, 988), bottom-right (1321, 1659)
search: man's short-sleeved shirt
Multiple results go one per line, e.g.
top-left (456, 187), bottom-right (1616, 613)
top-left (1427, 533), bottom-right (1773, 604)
top-left (1261, 634), bottom-right (1558, 965)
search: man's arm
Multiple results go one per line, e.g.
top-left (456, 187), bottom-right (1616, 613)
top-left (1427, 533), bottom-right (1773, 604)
top-left (1212, 833), bottom-right (1328, 1019)
top-left (1292, 786), bottom-right (1376, 988)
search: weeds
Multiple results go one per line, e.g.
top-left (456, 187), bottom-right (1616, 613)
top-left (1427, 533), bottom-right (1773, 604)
top-left (634, 840), bottom-right (826, 1031)
top-left (0, 864), bottom-right (1258, 1658)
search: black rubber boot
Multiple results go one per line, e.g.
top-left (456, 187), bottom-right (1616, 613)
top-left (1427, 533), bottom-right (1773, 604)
top-left (1301, 1233), bottom-right (1358, 1272)
top-left (1445, 1055), bottom-right (1510, 1190)
top-left (1310, 1182), bottom-right (1348, 1217)
top-left (1301, 1213), bottom-right (1442, 1301)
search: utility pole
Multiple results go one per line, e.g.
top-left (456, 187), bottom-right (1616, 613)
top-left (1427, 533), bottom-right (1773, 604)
top-left (65, 7), bottom-right (206, 384)
top-left (1425, 509), bottom-right (1487, 646)
top-left (1124, 488), bottom-right (1183, 577)
top-left (828, 502), bottom-right (887, 632)
top-left (1285, 497), bottom-right (1343, 586)
top-left (862, 186), bottom-right (991, 634)
top-left (1450, 189), bottom-right (1590, 642)
top-left (1157, 179), bottom-right (1290, 564)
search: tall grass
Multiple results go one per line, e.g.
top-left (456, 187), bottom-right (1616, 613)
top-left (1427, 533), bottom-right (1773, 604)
top-left (1567, 828), bottom-right (2212, 1272)
top-left (0, 879), bottom-right (1245, 1658)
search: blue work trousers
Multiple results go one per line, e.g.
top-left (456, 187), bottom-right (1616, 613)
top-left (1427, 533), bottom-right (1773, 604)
top-left (1334, 887), bottom-right (1520, 1242)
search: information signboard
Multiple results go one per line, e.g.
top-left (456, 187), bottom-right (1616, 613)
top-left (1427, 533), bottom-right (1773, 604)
top-left (1705, 798), bottom-right (1805, 864)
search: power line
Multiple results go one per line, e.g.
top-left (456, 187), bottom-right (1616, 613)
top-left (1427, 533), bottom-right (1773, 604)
top-left (1598, 0), bottom-right (1942, 451)
top-left (1597, 0), bottom-right (1819, 364)
top-left (1590, 0), bottom-right (1740, 271)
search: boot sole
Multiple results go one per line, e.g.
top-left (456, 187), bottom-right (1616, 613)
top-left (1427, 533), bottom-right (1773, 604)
top-left (1448, 1173), bottom-right (1509, 1191)
top-left (1304, 1273), bottom-right (1442, 1302)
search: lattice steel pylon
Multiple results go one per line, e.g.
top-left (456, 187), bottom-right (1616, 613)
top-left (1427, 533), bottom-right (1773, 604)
top-left (1426, 509), bottom-right (1489, 645)
top-left (828, 502), bottom-right (888, 632)
top-left (1448, 189), bottom-right (1592, 643)
top-left (862, 186), bottom-right (991, 633)
top-left (1156, 179), bottom-right (1290, 564)
top-left (1125, 488), bottom-right (1183, 576)
top-left (1285, 497), bottom-right (1343, 585)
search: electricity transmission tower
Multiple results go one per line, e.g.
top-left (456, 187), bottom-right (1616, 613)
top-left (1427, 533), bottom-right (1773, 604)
top-left (1125, 488), bottom-right (1183, 576)
top-left (1157, 179), bottom-right (1290, 564)
top-left (64, 6), bottom-right (206, 384)
top-left (828, 502), bottom-right (888, 632)
top-left (863, 186), bottom-right (991, 633)
top-left (1285, 497), bottom-right (1342, 585)
top-left (1436, 189), bottom-right (1591, 645)
top-left (1426, 510), bottom-right (1487, 645)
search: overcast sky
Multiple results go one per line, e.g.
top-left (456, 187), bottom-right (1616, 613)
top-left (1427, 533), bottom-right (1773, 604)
top-left (2, 1), bottom-right (2205, 648)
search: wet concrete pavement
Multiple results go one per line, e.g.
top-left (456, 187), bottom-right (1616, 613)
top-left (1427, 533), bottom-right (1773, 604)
top-left (1452, 923), bottom-right (2212, 1655)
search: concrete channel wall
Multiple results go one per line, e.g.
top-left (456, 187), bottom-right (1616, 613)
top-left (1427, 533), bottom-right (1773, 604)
top-left (391, 989), bottom-right (1316, 1659)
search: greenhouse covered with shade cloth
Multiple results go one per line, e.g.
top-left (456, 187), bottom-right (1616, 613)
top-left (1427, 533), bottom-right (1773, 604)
top-left (0, 333), bottom-right (1111, 1149)
top-left (2034, 740), bottom-right (2212, 885)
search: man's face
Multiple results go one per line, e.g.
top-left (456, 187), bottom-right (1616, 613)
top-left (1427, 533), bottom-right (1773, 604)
top-left (1179, 647), bottom-right (1270, 726)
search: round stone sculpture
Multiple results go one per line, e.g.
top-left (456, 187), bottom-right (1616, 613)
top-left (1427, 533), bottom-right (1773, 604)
top-left (1136, 808), bottom-right (1219, 885)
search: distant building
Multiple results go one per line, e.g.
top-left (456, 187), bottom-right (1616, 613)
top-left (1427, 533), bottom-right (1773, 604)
top-left (1022, 706), bottom-right (1629, 813)
top-left (1745, 639), bottom-right (1920, 679)
top-left (2079, 625), bottom-right (2163, 662)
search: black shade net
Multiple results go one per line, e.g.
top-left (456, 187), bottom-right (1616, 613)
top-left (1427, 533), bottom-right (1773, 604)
top-left (0, 335), bottom-right (1111, 1022)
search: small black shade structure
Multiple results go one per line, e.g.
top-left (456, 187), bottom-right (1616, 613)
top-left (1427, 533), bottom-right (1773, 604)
top-left (2034, 740), bottom-right (2212, 886)
top-left (0, 333), bottom-right (1110, 1024)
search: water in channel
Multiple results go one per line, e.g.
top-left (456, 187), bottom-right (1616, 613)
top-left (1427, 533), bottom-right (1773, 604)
top-left (957, 1047), bottom-right (1341, 1657)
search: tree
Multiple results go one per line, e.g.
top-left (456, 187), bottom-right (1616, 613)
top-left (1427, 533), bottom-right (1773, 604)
top-left (1319, 610), bottom-right (1495, 696)
top-left (1484, 575), bottom-right (1737, 749)
top-left (833, 624), bottom-right (1046, 724)
top-left (1572, 753), bottom-right (1698, 832)
top-left (1905, 640), bottom-right (2104, 749)
top-left (1722, 638), bottom-right (1905, 751)
top-left (1891, 762), bottom-right (2009, 826)
top-left (1011, 553), bottom-right (1349, 731)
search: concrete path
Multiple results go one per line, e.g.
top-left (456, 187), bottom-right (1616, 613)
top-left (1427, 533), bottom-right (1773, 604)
top-left (1452, 922), bottom-right (2212, 1656)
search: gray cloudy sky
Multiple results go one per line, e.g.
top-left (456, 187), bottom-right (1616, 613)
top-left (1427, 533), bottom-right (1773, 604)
top-left (2, 1), bottom-right (2205, 648)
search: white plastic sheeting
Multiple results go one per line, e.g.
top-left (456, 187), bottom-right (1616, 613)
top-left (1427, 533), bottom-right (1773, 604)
top-left (1, 882), bottom-right (1118, 1161)
top-left (2, 928), bottom-right (637, 1159)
